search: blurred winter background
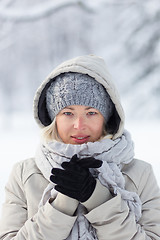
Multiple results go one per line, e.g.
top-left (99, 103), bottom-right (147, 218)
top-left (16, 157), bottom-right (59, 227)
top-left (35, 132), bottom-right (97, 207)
top-left (0, 0), bottom-right (160, 214)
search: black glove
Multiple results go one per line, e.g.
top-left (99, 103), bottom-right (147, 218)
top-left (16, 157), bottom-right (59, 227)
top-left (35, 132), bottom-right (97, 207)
top-left (50, 154), bottom-right (102, 202)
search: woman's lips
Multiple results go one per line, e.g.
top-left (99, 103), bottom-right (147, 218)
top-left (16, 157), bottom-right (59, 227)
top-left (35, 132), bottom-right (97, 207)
top-left (71, 135), bottom-right (90, 144)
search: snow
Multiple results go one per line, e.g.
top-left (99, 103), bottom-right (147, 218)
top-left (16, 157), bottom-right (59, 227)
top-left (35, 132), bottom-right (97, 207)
top-left (0, 115), bottom-right (160, 215)
top-left (126, 120), bottom-right (160, 180)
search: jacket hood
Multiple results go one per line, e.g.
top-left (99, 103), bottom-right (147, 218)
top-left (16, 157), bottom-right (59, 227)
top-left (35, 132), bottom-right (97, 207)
top-left (33, 55), bottom-right (125, 139)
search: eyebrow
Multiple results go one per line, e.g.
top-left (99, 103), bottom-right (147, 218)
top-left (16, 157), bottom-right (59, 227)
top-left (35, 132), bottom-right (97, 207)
top-left (63, 107), bottom-right (74, 110)
top-left (85, 107), bottom-right (94, 110)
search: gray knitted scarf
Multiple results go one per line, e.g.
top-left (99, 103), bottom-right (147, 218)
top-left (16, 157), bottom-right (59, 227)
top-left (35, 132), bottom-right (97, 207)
top-left (35, 130), bottom-right (142, 240)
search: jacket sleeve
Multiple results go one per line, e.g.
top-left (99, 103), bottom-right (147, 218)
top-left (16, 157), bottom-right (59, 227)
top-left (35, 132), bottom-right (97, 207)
top-left (84, 164), bottom-right (160, 240)
top-left (0, 162), bottom-right (77, 240)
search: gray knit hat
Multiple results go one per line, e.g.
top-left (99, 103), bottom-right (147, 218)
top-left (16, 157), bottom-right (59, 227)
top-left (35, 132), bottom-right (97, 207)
top-left (46, 72), bottom-right (114, 122)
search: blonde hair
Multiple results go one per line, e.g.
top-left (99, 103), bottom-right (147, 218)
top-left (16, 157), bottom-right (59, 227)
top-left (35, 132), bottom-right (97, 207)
top-left (41, 118), bottom-right (112, 142)
top-left (41, 118), bottom-right (61, 142)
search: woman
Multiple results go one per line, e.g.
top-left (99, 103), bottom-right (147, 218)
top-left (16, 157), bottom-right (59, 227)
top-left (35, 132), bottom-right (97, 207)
top-left (0, 55), bottom-right (160, 240)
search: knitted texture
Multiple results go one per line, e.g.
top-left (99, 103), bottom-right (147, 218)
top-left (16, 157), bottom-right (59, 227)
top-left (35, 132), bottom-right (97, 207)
top-left (46, 72), bottom-right (114, 122)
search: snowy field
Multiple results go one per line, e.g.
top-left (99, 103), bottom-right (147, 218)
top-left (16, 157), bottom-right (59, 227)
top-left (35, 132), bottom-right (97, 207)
top-left (0, 116), bottom-right (160, 215)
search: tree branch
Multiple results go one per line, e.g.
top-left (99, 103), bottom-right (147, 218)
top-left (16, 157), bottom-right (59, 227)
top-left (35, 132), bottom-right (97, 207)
top-left (0, 0), bottom-right (94, 22)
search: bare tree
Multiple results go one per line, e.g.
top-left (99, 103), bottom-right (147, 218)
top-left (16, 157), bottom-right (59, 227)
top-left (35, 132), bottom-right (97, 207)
top-left (0, 0), bottom-right (93, 22)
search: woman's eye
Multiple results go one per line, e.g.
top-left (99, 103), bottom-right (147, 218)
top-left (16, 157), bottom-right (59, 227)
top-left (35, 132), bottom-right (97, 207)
top-left (87, 112), bottom-right (97, 115)
top-left (63, 112), bottom-right (73, 116)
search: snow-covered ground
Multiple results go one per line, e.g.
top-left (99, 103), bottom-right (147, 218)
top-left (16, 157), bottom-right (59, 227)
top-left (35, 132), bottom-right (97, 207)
top-left (0, 116), bottom-right (160, 215)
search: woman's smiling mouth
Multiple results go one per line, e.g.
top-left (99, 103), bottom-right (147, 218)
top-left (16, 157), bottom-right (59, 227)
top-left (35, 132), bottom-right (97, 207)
top-left (71, 135), bottom-right (90, 144)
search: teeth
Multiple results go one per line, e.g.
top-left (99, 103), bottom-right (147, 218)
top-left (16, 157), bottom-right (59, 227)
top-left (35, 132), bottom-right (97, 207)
top-left (76, 137), bottom-right (85, 139)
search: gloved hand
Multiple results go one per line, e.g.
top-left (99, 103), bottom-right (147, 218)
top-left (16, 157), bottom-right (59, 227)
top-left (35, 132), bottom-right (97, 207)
top-left (50, 154), bottom-right (102, 202)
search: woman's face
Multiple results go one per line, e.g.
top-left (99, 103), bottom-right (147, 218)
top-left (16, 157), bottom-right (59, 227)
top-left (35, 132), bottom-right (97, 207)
top-left (56, 105), bottom-right (105, 144)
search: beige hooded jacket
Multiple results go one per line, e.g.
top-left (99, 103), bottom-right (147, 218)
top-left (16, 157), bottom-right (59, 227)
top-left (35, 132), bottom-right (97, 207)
top-left (0, 55), bottom-right (160, 240)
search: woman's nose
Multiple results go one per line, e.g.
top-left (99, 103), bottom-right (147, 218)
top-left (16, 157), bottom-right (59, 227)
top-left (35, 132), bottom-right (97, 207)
top-left (74, 117), bottom-right (86, 130)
